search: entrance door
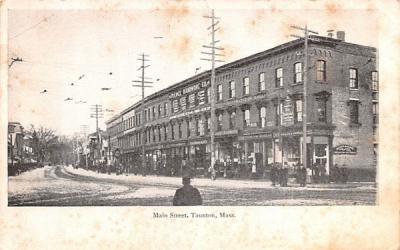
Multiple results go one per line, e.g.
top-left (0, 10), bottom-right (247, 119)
top-left (314, 143), bottom-right (329, 175)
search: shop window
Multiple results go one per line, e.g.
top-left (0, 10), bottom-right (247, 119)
top-left (349, 68), bottom-right (358, 89)
top-left (244, 109), bottom-right (250, 127)
top-left (348, 100), bottom-right (360, 125)
top-left (258, 72), bottom-right (265, 92)
top-left (294, 62), bottom-right (303, 83)
top-left (217, 84), bottom-right (222, 101)
top-left (259, 107), bottom-right (266, 128)
top-left (229, 111), bottom-right (236, 129)
top-left (316, 98), bottom-right (327, 122)
top-left (229, 80), bottom-right (235, 98)
top-left (243, 77), bottom-right (250, 95)
top-left (217, 113), bottom-right (223, 131)
top-left (275, 68), bottom-right (283, 87)
top-left (316, 60), bottom-right (326, 81)
top-left (371, 71), bottom-right (378, 91)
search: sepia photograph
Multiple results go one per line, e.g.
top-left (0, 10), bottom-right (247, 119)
top-left (6, 5), bottom-right (379, 207)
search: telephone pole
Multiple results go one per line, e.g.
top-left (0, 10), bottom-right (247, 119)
top-left (290, 25), bottom-right (318, 170)
top-left (202, 9), bottom-right (225, 176)
top-left (132, 53), bottom-right (153, 173)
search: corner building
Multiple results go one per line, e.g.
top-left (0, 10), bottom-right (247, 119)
top-left (106, 32), bottom-right (378, 181)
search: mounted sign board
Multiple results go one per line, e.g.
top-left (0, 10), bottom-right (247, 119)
top-left (333, 144), bottom-right (357, 155)
top-left (282, 96), bottom-right (294, 126)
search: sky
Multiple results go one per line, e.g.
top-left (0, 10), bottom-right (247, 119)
top-left (7, 6), bottom-right (378, 136)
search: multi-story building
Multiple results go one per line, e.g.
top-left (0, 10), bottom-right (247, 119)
top-left (106, 31), bottom-right (378, 181)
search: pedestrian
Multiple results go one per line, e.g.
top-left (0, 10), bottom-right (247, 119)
top-left (270, 163), bottom-right (277, 186)
top-left (319, 163), bottom-right (326, 183)
top-left (299, 164), bottom-right (307, 187)
top-left (172, 176), bottom-right (203, 206)
top-left (281, 162), bottom-right (289, 187)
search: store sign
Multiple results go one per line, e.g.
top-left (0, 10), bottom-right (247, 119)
top-left (190, 139), bottom-right (208, 145)
top-left (169, 81), bottom-right (210, 114)
top-left (334, 144), bottom-right (357, 155)
top-left (215, 130), bottom-right (238, 137)
top-left (282, 96), bottom-right (294, 126)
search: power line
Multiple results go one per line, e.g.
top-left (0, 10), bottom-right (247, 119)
top-left (9, 16), bottom-right (51, 40)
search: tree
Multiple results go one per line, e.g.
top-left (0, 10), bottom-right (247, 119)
top-left (28, 125), bottom-right (58, 163)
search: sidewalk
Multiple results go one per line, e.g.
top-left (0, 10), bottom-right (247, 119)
top-left (64, 166), bottom-right (376, 191)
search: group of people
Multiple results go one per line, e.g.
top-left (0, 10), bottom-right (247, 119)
top-left (270, 162), bottom-right (308, 187)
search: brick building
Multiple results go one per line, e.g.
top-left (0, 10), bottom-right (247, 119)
top-left (106, 31), bottom-right (378, 181)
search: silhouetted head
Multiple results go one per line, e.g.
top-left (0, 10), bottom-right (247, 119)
top-left (182, 176), bottom-right (191, 185)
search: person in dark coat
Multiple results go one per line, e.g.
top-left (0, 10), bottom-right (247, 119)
top-left (270, 164), bottom-right (278, 186)
top-left (172, 177), bottom-right (203, 206)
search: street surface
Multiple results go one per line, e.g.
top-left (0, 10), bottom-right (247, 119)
top-left (8, 165), bottom-right (376, 206)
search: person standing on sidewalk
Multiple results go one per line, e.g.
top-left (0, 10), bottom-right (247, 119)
top-left (270, 163), bottom-right (278, 186)
top-left (172, 176), bottom-right (203, 206)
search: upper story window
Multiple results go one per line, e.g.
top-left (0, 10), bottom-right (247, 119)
top-left (243, 77), bottom-right (250, 95)
top-left (187, 119), bottom-right (191, 137)
top-left (229, 111), bottom-right (236, 129)
top-left (206, 116), bottom-right (210, 134)
top-left (152, 107), bottom-right (156, 119)
top-left (294, 62), bottom-right (303, 83)
top-left (153, 128), bottom-right (156, 142)
top-left (372, 102), bottom-right (378, 124)
top-left (349, 68), bottom-right (358, 89)
top-left (164, 102), bottom-right (168, 116)
top-left (158, 127), bottom-right (162, 141)
top-left (258, 73), bottom-right (265, 92)
top-left (217, 113), bottom-right (223, 131)
top-left (259, 107), bottom-right (266, 128)
top-left (144, 110), bottom-right (147, 122)
top-left (275, 103), bottom-right (282, 126)
top-left (316, 98), bottom-right (327, 123)
top-left (295, 99), bottom-right (303, 123)
top-left (164, 125), bottom-right (168, 141)
top-left (371, 71), bottom-right (378, 91)
top-left (316, 60), bottom-right (326, 82)
top-left (198, 119), bottom-right (204, 136)
top-left (158, 105), bottom-right (162, 117)
top-left (178, 122), bottom-right (182, 138)
top-left (171, 123), bottom-right (175, 139)
top-left (206, 87), bottom-right (211, 103)
top-left (348, 100), bottom-right (360, 125)
top-left (275, 68), bottom-right (283, 87)
top-left (244, 109), bottom-right (250, 127)
top-left (217, 84), bottom-right (222, 101)
top-left (229, 81), bottom-right (235, 98)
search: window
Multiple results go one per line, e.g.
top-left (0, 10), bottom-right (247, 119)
top-left (217, 113), bottom-right (223, 131)
top-left (164, 126), bottom-right (168, 141)
top-left (316, 99), bottom-right (327, 122)
top-left (275, 103), bottom-right (282, 126)
top-left (294, 62), bottom-right (303, 83)
top-left (275, 68), bottom-right (283, 87)
top-left (198, 119), bottom-right (204, 136)
top-left (144, 110), bottom-right (147, 122)
top-left (349, 100), bottom-right (359, 124)
top-left (171, 123), bottom-right (175, 139)
top-left (217, 84), bottom-right (222, 101)
top-left (349, 68), bottom-right (358, 89)
top-left (164, 102), bottom-right (168, 116)
top-left (258, 73), bottom-right (265, 92)
top-left (372, 71), bottom-right (378, 91)
top-left (316, 60), bottom-right (326, 81)
top-left (206, 116), bottom-right (210, 134)
top-left (158, 127), bottom-right (162, 141)
top-left (295, 99), bottom-right (303, 123)
top-left (259, 107), bottom-right (266, 128)
top-left (152, 107), bottom-right (156, 119)
top-left (243, 77), bottom-right (250, 95)
top-left (206, 87), bottom-right (211, 103)
top-left (229, 111), bottom-right (236, 129)
top-left (244, 109), bottom-right (250, 127)
top-left (229, 81), bottom-right (235, 98)
top-left (187, 119), bottom-right (191, 137)
top-left (153, 128), bottom-right (156, 142)
top-left (178, 123), bottom-right (182, 138)
top-left (372, 102), bottom-right (378, 124)
top-left (158, 105), bottom-right (162, 118)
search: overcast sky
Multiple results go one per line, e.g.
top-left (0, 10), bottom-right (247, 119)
top-left (8, 7), bottom-right (378, 136)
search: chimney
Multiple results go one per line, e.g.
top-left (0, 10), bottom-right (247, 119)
top-left (327, 30), bottom-right (334, 38)
top-left (336, 31), bottom-right (345, 41)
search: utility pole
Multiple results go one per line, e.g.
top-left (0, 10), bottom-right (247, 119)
top-left (202, 9), bottom-right (225, 177)
top-left (290, 25), bottom-right (318, 170)
top-left (90, 105), bottom-right (103, 164)
top-left (132, 53), bottom-right (153, 174)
